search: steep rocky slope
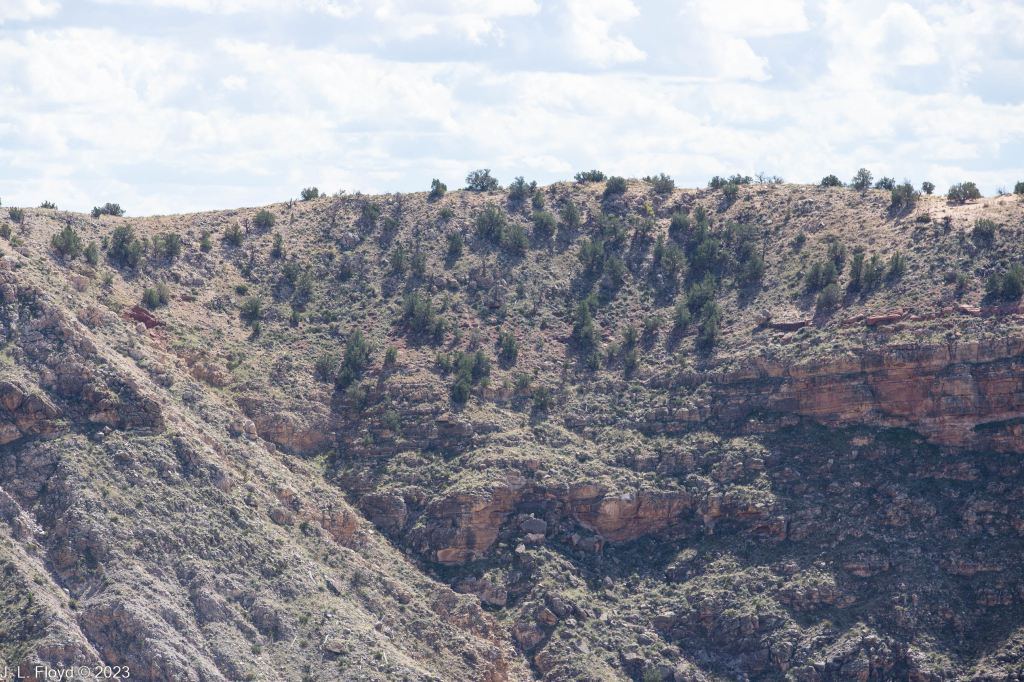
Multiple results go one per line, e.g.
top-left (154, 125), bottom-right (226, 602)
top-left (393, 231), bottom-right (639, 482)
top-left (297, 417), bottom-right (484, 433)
top-left (2, 179), bottom-right (1024, 682)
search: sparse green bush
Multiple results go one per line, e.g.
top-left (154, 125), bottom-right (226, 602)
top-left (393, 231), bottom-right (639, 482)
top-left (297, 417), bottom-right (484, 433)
top-left (224, 223), bottom-right (243, 246)
top-left (643, 315), bottom-right (663, 337)
top-left (515, 374), bottom-right (532, 390)
top-left (575, 170), bottom-right (605, 183)
top-left (235, 284), bottom-right (248, 295)
top-left (439, 205), bottom-right (454, 221)
top-left (314, 353), bottom-right (338, 381)
top-left (578, 239), bottom-right (605, 275)
top-left (721, 182), bottom-right (739, 203)
top-left (39, 201), bottom-right (56, 209)
top-left (282, 260), bottom-right (303, 284)
top-left (361, 202), bottom-right (381, 228)
top-left (668, 211), bottom-right (690, 242)
top-left (109, 225), bottom-right (145, 268)
top-left (475, 203), bottom-right (507, 243)
top-left (948, 182), bottom-right (981, 204)
top-left (532, 211), bottom-right (556, 240)
top-left (922, 181), bottom-right (936, 195)
top-left (508, 176), bottom-right (535, 203)
top-left (804, 261), bottom-right (837, 293)
top-left (623, 324), bottom-right (639, 348)
top-left (271, 233), bottom-right (284, 258)
top-left (381, 410), bottom-right (400, 432)
top-left (1013, 181), bottom-right (1024, 195)
top-left (851, 168), bottom-right (873, 191)
top-left (241, 296), bottom-right (264, 322)
top-left (0, 223), bottom-right (9, 240)
top-left (603, 176), bottom-right (627, 198)
top-left (890, 181), bottom-right (918, 210)
top-left (410, 249), bottom-right (426, 276)
top-left (646, 173), bottom-right (674, 194)
top-left (200, 230), bottom-right (212, 252)
top-left (390, 244), bottom-right (407, 274)
top-left (301, 187), bottom-right (319, 201)
top-left (531, 189), bottom-right (545, 210)
top-left (402, 291), bottom-right (436, 333)
top-left (253, 210), bottom-right (276, 231)
top-left (874, 177), bottom-right (895, 191)
top-left (91, 203), bottom-right (125, 218)
top-left (84, 242), bottom-right (99, 266)
top-left (142, 287), bottom-right (160, 308)
top-left (816, 283), bottom-right (841, 310)
top-left (986, 263), bottom-right (1024, 301)
top-left (972, 218), bottom-right (998, 242)
top-left (50, 223), bottom-right (82, 258)
top-left (500, 223), bottom-right (528, 252)
top-left (532, 385), bottom-right (553, 410)
top-left (561, 200), bottom-right (581, 230)
top-left (623, 348), bottom-right (638, 374)
top-left (384, 346), bottom-right (398, 365)
top-left (336, 329), bottom-right (371, 388)
top-left (572, 300), bottom-right (598, 348)
top-left (886, 251), bottom-right (907, 280)
top-left (497, 328), bottom-right (520, 363)
top-left (605, 254), bottom-right (626, 290)
top-left (447, 232), bottom-right (463, 258)
top-left (820, 175), bottom-right (842, 187)
top-left (672, 300), bottom-right (691, 331)
top-left (428, 178), bottom-right (447, 201)
top-left (695, 301), bottom-right (721, 352)
top-left (155, 232), bottom-right (181, 258)
top-left (8, 207), bottom-right (24, 224)
top-left (466, 169), bottom-right (499, 192)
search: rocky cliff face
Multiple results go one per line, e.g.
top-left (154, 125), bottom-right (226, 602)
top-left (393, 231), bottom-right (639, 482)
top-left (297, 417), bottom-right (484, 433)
top-left (3, 183), bottom-right (1024, 682)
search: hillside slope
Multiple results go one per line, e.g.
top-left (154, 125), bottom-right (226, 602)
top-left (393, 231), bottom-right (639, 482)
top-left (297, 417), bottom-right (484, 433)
top-left (1, 179), bottom-right (1024, 682)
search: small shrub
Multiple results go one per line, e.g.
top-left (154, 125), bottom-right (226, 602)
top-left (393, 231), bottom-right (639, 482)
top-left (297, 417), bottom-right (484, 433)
top-left (851, 168), bottom-right (873, 191)
top-left (381, 410), bottom-right (400, 432)
top-left (272, 233), bottom-right (284, 258)
top-left (390, 244), bottom-right (407, 274)
top-left (915, 213), bottom-right (931, 223)
top-left (8, 207), bottom-right (24, 223)
top-left (475, 203), bottom-right (507, 243)
top-left (646, 173), bottom-right (674, 194)
top-left (531, 189), bottom-right (545, 210)
top-left (643, 315), bottom-right (663, 338)
top-left (235, 284), bottom-right (249, 295)
top-left (439, 205), bottom-right (454, 221)
top-left (224, 223), bottom-right (243, 246)
top-left (314, 353), bottom-right (338, 381)
top-left (874, 177), bottom-right (896, 191)
top-left (972, 218), bottom-right (998, 242)
top-left (0, 223), bottom-right (9, 240)
top-left (436, 352), bottom-right (454, 373)
top-left (672, 300), bottom-right (691, 331)
top-left (577, 239), bottom-right (605, 274)
top-left (605, 254), bottom-right (626, 289)
top-left (561, 200), bottom-right (581, 230)
top-left (253, 210), bottom-right (276, 231)
top-left (820, 174), bottom-right (842, 187)
top-left (241, 296), bottom-right (264, 322)
top-left (50, 224), bottom-right (82, 258)
top-left (497, 328), bottom-right (520, 363)
top-left (84, 241), bottom-right (99, 266)
top-left (816, 283), bottom-right (841, 310)
top-left (200, 230), bottom-right (212, 252)
top-left (721, 182), bottom-right (739, 203)
top-left (623, 348), bottom-right (638, 374)
top-left (39, 201), bottom-right (57, 209)
top-left (500, 223), bottom-right (528, 252)
top-left (622, 324), bottom-right (639, 348)
top-left (921, 181), bottom-right (936, 195)
top-left (890, 181), bottom-right (918, 210)
top-left (384, 346), bottom-right (398, 365)
top-left (695, 301), bottom-right (721, 352)
top-left (466, 169), bottom-right (499, 192)
top-left (948, 182), bottom-right (981, 204)
top-left (428, 179), bottom-right (446, 201)
top-left (402, 291), bottom-right (436, 333)
top-left (603, 176), bottom-right (627, 198)
top-left (300, 187), bottom-right (319, 201)
top-left (508, 176), bottom-right (535, 202)
top-left (886, 251), bottom-right (907, 280)
top-left (91, 203), bottom-right (125, 218)
top-left (804, 261), bottom-right (837, 293)
top-left (361, 202), bottom-right (381, 227)
top-left (532, 385), bottom-right (552, 410)
top-left (572, 301), bottom-right (599, 348)
top-left (447, 232), bottom-right (463, 258)
top-left (574, 170), bottom-right (605, 183)
top-left (532, 211), bottom-right (556, 240)
top-left (410, 249), bottom-right (426, 276)
top-left (142, 288), bottom-right (160, 308)
top-left (986, 264), bottom-right (1024, 301)
top-left (109, 225), bottom-right (145, 268)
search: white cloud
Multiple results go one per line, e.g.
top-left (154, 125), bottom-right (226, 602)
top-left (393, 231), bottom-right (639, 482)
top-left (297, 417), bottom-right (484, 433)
top-left (0, 2), bottom-right (1023, 214)
top-left (95, 0), bottom-right (360, 18)
top-left (564, 0), bottom-right (646, 67)
top-left (691, 0), bottom-right (809, 37)
top-left (0, 0), bottom-right (59, 23)
top-left (373, 0), bottom-right (540, 43)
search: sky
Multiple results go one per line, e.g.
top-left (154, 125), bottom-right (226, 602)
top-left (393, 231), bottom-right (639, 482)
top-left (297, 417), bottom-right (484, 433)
top-left (0, 0), bottom-right (1023, 216)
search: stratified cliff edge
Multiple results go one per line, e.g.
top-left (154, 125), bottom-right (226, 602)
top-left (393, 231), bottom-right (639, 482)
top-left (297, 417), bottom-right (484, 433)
top-left (2, 179), bottom-right (1024, 682)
